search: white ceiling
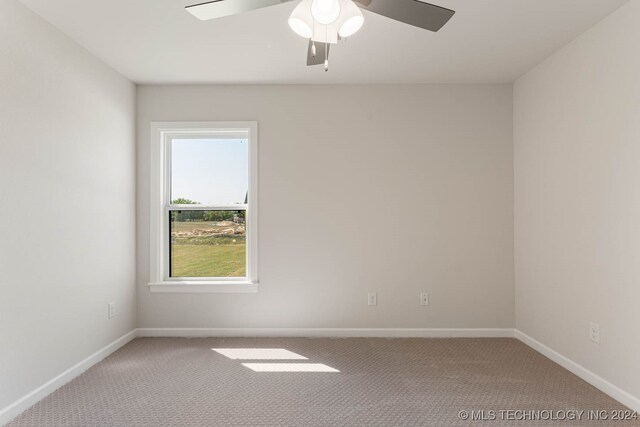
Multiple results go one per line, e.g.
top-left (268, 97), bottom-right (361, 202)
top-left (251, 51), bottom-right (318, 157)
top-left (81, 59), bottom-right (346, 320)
top-left (19, 0), bottom-right (628, 84)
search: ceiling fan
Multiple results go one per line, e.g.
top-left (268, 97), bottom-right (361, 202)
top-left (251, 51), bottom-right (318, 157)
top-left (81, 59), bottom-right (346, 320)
top-left (185, 0), bottom-right (455, 71)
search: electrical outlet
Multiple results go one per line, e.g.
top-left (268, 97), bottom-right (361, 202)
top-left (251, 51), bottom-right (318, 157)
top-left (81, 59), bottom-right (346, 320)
top-left (108, 301), bottom-right (116, 319)
top-left (589, 322), bottom-right (600, 344)
top-left (367, 292), bottom-right (377, 306)
top-left (420, 292), bottom-right (429, 306)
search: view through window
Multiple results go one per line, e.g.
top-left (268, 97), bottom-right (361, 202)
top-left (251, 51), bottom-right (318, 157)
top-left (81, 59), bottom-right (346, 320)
top-left (169, 137), bottom-right (248, 279)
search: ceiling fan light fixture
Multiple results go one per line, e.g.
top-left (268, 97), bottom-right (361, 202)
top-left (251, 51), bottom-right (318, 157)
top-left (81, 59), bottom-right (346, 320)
top-left (311, 0), bottom-right (341, 25)
top-left (289, 0), bottom-right (363, 42)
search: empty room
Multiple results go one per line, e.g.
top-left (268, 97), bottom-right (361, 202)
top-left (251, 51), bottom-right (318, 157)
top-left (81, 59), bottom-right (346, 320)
top-left (1, 0), bottom-right (639, 425)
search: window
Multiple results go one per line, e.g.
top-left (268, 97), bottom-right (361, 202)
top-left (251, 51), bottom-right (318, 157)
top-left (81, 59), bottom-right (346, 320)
top-left (149, 122), bottom-right (258, 293)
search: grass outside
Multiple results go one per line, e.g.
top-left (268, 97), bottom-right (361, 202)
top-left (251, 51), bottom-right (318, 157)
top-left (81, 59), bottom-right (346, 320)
top-left (170, 220), bottom-right (246, 278)
top-left (171, 244), bottom-right (245, 277)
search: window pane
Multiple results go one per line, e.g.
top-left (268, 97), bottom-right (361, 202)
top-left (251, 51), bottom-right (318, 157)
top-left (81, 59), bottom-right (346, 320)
top-left (171, 138), bottom-right (248, 205)
top-left (170, 210), bottom-right (246, 278)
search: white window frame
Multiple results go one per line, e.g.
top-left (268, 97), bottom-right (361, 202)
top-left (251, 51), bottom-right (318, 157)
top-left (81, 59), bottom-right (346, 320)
top-left (148, 122), bottom-right (258, 293)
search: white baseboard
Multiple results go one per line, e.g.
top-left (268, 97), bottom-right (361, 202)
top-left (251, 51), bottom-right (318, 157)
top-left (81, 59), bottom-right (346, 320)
top-left (515, 330), bottom-right (640, 412)
top-left (136, 327), bottom-right (516, 338)
top-left (0, 330), bottom-right (137, 426)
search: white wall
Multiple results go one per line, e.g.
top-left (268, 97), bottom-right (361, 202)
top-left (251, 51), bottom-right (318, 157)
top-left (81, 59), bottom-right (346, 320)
top-left (515, 0), bottom-right (640, 402)
top-left (137, 84), bottom-right (514, 329)
top-left (0, 0), bottom-right (136, 412)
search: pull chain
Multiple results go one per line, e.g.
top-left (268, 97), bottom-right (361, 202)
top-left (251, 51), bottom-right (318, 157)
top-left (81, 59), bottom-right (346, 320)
top-left (324, 25), bottom-right (329, 72)
top-left (311, 21), bottom-right (316, 57)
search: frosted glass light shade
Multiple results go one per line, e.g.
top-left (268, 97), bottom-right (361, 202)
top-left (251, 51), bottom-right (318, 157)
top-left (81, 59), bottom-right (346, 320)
top-left (339, 15), bottom-right (364, 37)
top-left (288, 0), bottom-right (314, 38)
top-left (311, 0), bottom-right (341, 25)
top-left (337, 1), bottom-right (364, 37)
top-left (289, 17), bottom-right (313, 38)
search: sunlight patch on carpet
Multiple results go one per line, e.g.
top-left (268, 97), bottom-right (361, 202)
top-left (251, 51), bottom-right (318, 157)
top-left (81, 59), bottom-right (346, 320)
top-left (213, 348), bottom-right (308, 360)
top-left (241, 363), bottom-right (340, 373)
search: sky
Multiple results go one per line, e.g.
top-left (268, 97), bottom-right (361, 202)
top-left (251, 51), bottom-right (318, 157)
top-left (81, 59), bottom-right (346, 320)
top-left (171, 138), bottom-right (248, 205)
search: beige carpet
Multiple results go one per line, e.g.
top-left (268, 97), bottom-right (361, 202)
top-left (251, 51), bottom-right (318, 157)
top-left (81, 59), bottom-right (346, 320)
top-left (8, 338), bottom-right (637, 426)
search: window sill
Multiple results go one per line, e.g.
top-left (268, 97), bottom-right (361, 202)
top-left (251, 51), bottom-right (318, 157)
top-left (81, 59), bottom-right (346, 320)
top-left (148, 281), bottom-right (259, 294)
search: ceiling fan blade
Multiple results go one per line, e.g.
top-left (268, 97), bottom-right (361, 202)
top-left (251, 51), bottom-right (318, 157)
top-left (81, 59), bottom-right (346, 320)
top-left (353, 0), bottom-right (455, 32)
top-left (307, 40), bottom-right (329, 66)
top-left (186, 0), bottom-right (296, 21)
